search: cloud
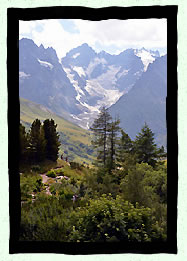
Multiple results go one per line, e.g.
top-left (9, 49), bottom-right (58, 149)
top-left (19, 18), bottom-right (167, 60)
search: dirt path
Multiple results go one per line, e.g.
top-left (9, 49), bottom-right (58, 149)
top-left (39, 166), bottom-right (65, 196)
top-left (39, 174), bottom-right (52, 195)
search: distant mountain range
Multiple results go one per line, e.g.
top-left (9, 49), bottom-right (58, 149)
top-left (19, 38), bottom-right (166, 147)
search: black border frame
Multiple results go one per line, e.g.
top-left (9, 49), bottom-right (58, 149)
top-left (8, 5), bottom-right (178, 254)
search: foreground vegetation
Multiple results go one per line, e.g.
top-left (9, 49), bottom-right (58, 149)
top-left (20, 159), bottom-right (167, 242)
top-left (19, 107), bottom-right (167, 242)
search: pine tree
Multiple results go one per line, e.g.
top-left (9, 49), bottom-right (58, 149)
top-left (43, 119), bottom-right (60, 162)
top-left (134, 123), bottom-right (159, 167)
top-left (29, 119), bottom-right (46, 162)
top-left (37, 126), bottom-right (47, 162)
top-left (117, 129), bottom-right (133, 165)
top-left (90, 107), bottom-right (112, 167)
top-left (107, 118), bottom-right (121, 171)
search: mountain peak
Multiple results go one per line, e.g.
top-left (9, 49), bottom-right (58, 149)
top-left (77, 43), bottom-right (96, 54)
top-left (98, 50), bottom-right (112, 57)
top-left (39, 43), bottom-right (45, 49)
top-left (19, 37), bottom-right (36, 47)
top-left (62, 43), bottom-right (97, 68)
top-left (134, 48), bottom-right (161, 71)
top-left (81, 43), bottom-right (89, 47)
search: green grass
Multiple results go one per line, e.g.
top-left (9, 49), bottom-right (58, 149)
top-left (20, 98), bottom-right (91, 143)
top-left (20, 98), bottom-right (95, 164)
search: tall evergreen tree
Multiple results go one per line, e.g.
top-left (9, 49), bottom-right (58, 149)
top-left (107, 118), bottom-right (121, 171)
top-left (43, 119), bottom-right (60, 162)
top-left (90, 107), bottom-right (112, 167)
top-left (37, 126), bottom-right (47, 162)
top-left (117, 129), bottom-right (133, 165)
top-left (29, 119), bottom-right (46, 162)
top-left (134, 123), bottom-right (159, 167)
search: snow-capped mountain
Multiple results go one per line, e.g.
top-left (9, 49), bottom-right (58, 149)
top-left (134, 47), bottom-right (160, 71)
top-left (60, 45), bottom-right (148, 128)
top-left (19, 38), bottom-right (165, 145)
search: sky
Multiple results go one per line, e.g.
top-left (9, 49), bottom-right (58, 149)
top-left (19, 19), bottom-right (167, 60)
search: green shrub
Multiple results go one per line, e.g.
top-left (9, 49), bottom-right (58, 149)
top-left (70, 177), bottom-right (77, 186)
top-left (68, 194), bottom-right (166, 242)
top-left (55, 168), bottom-right (64, 176)
top-left (46, 170), bottom-right (56, 178)
top-left (20, 197), bottom-right (71, 241)
top-left (20, 175), bottom-right (43, 201)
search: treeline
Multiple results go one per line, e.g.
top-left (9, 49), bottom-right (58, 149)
top-left (20, 119), bottom-right (60, 164)
top-left (91, 107), bottom-right (166, 171)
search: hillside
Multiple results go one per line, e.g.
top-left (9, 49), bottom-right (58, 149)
top-left (20, 98), bottom-right (95, 164)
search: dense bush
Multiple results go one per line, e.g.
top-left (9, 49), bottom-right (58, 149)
top-left (20, 174), bottom-right (44, 201)
top-left (46, 170), bottom-right (57, 178)
top-left (20, 196), bottom-right (70, 241)
top-left (20, 193), bottom-right (166, 242)
top-left (20, 160), bottom-right (167, 242)
top-left (68, 194), bottom-right (166, 242)
top-left (55, 168), bottom-right (64, 176)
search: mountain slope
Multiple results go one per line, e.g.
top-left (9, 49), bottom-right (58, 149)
top-left (109, 55), bottom-right (167, 147)
top-left (19, 38), bottom-right (80, 117)
top-left (20, 98), bottom-right (94, 164)
top-left (61, 45), bottom-right (146, 127)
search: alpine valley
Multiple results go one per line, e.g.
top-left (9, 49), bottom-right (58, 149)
top-left (19, 38), bottom-right (167, 150)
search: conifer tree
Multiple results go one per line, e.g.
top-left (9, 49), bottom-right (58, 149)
top-left (29, 119), bottom-right (46, 162)
top-left (107, 118), bottom-right (121, 171)
top-left (134, 123), bottom-right (159, 167)
top-left (117, 129), bottom-right (133, 165)
top-left (90, 107), bottom-right (112, 167)
top-left (37, 126), bottom-right (47, 162)
top-left (43, 119), bottom-right (60, 162)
